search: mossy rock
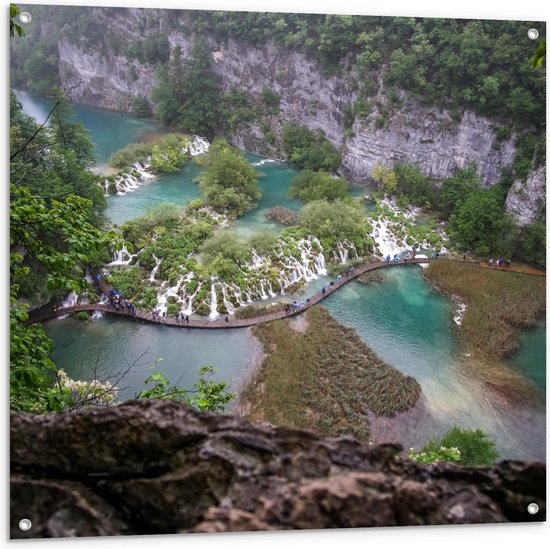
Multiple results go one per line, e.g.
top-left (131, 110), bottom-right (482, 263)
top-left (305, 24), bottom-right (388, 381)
top-left (167, 296), bottom-right (177, 304)
top-left (73, 311), bottom-right (91, 321)
top-left (195, 302), bottom-right (210, 316)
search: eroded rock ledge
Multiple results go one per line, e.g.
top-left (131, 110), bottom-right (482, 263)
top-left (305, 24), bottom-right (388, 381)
top-left (10, 400), bottom-right (545, 538)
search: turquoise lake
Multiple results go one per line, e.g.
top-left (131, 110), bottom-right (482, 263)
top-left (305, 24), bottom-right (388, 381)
top-left (18, 90), bottom-right (546, 460)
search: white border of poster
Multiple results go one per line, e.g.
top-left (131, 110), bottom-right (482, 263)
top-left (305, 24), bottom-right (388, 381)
top-left (2, 1), bottom-right (549, 548)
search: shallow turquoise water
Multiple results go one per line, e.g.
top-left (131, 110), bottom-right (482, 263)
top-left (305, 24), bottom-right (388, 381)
top-left (15, 89), bottom-right (160, 165)
top-left (506, 321), bottom-right (546, 391)
top-left (20, 92), bottom-right (546, 460)
top-left (43, 316), bottom-right (259, 403)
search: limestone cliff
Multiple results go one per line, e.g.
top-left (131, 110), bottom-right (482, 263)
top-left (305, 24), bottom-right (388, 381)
top-left (39, 7), bottom-right (544, 223)
top-left (505, 166), bottom-right (546, 226)
top-left (10, 400), bottom-right (546, 538)
top-left (55, 13), bottom-right (518, 188)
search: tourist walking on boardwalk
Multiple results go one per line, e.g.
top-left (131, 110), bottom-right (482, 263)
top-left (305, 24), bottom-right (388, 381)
top-left (185, 315), bottom-right (190, 324)
top-left (225, 315), bottom-right (229, 324)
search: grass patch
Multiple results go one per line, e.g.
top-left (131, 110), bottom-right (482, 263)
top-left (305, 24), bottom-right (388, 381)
top-left (234, 302), bottom-right (288, 319)
top-left (240, 306), bottom-right (421, 441)
top-left (424, 260), bottom-right (545, 359)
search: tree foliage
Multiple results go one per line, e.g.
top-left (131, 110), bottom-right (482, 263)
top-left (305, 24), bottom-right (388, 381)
top-left (198, 138), bottom-right (261, 217)
top-left (289, 170), bottom-right (349, 202)
top-left (152, 39), bottom-right (221, 137)
top-left (282, 123), bottom-right (341, 172)
top-left (299, 199), bottom-right (372, 245)
top-left (422, 426), bottom-right (500, 466)
top-left (135, 365), bottom-right (236, 412)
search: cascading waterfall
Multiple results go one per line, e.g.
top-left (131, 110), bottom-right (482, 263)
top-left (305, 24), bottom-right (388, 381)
top-left (252, 158), bottom-right (277, 167)
top-left (56, 291), bottom-right (79, 320)
top-left (102, 179), bottom-right (109, 197)
top-left (108, 244), bottom-right (136, 266)
top-left (187, 136), bottom-right (210, 156)
top-left (149, 254), bottom-right (162, 282)
top-left (209, 279), bottom-right (219, 319)
top-left (220, 283), bottom-right (236, 314)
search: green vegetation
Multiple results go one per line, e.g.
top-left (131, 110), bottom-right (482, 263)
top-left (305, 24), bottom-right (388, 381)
top-left (241, 307), bottom-right (421, 440)
top-left (289, 170), bottom-right (349, 202)
top-left (109, 142), bottom-right (153, 169)
top-left (300, 200), bottom-right (373, 251)
top-left (132, 96), bottom-right (152, 118)
top-left (424, 261), bottom-right (545, 359)
top-left (152, 39), bottom-right (221, 137)
top-left (261, 86), bottom-right (281, 112)
top-left (198, 138), bottom-right (261, 217)
top-left (282, 123), bottom-right (341, 171)
top-left (234, 302), bottom-right (288, 319)
top-left (410, 426), bottom-right (500, 466)
top-left (109, 134), bottom-right (190, 173)
top-left (408, 446), bottom-right (461, 464)
top-left (136, 365), bottom-right (235, 412)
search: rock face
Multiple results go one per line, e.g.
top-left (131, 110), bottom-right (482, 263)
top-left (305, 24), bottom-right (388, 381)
top-left (505, 167), bottom-right (547, 226)
top-left (54, 9), bottom-right (519, 187)
top-left (10, 400), bottom-right (546, 538)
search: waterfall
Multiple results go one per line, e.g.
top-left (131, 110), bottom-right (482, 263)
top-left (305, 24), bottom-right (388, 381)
top-left (252, 158), bottom-right (277, 167)
top-left (187, 136), bottom-right (210, 156)
top-left (108, 244), bottom-right (136, 266)
top-left (56, 291), bottom-right (78, 320)
top-left (102, 179), bottom-right (109, 197)
top-left (132, 160), bottom-right (155, 180)
top-left (266, 280), bottom-right (277, 298)
top-left (60, 291), bottom-right (78, 308)
top-left (220, 283), bottom-right (235, 314)
top-left (183, 279), bottom-right (201, 315)
top-left (149, 254), bottom-right (162, 281)
top-left (155, 286), bottom-right (168, 315)
top-left (336, 241), bottom-right (349, 264)
top-left (209, 280), bottom-right (219, 319)
top-left (85, 268), bottom-right (93, 284)
top-left (258, 281), bottom-right (269, 300)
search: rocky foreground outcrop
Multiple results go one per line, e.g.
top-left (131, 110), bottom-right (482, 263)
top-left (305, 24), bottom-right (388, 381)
top-left (10, 400), bottom-right (545, 538)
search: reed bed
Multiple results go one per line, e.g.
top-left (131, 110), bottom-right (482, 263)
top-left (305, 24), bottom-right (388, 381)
top-left (234, 302), bottom-right (288, 319)
top-left (424, 260), bottom-right (545, 360)
top-left (240, 306), bottom-right (421, 441)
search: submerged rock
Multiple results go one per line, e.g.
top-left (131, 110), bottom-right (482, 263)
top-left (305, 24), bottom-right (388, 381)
top-left (10, 400), bottom-right (545, 538)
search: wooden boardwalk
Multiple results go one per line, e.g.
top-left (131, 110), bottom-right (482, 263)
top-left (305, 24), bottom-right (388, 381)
top-left (27, 258), bottom-right (432, 329)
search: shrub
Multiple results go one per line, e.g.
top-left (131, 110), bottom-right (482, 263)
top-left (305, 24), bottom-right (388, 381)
top-left (422, 426), bottom-right (500, 466)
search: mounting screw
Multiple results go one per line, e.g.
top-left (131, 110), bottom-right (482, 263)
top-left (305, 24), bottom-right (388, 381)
top-left (527, 29), bottom-right (539, 40)
top-left (527, 503), bottom-right (539, 515)
top-left (18, 12), bottom-right (31, 24)
top-left (18, 519), bottom-right (32, 531)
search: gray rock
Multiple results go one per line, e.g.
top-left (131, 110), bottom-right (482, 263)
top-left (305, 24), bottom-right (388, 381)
top-left (505, 167), bottom-right (546, 226)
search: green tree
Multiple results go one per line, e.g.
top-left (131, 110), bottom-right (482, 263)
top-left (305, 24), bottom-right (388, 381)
top-left (422, 426), bottom-right (500, 466)
top-left (300, 199), bottom-right (372, 247)
top-left (198, 139), bottom-right (261, 217)
top-left (132, 96), bottom-right (152, 118)
top-left (517, 220), bottom-right (546, 268)
top-left (289, 170), bottom-right (349, 202)
top-left (448, 188), bottom-right (516, 255)
top-left (440, 164), bottom-right (481, 218)
top-left (371, 164), bottom-right (397, 194)
top-left (282, 123), bottom-right (341, 172)
top-left (153, 38), bottom-right (221, 137)
top-left (200, 231), bottom-right (249, 264)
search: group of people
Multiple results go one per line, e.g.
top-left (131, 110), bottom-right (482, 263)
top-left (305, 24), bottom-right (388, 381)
top-left (108, 289), bottom-right (136, 315)
top-left (489, 258), bottom-right (511, 268)
top-left (291, 298), bottom-right (310, 312)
